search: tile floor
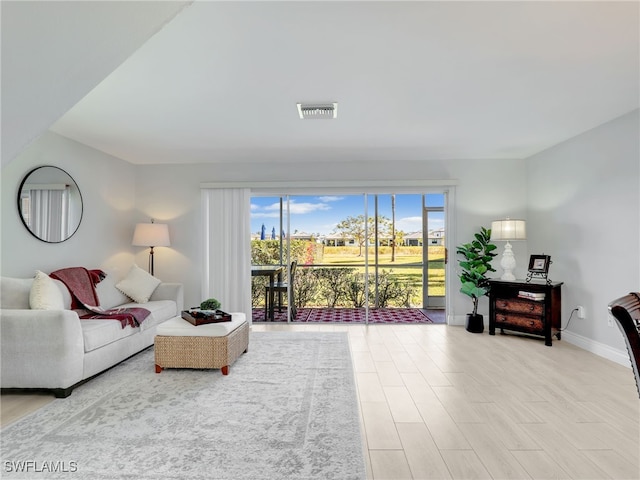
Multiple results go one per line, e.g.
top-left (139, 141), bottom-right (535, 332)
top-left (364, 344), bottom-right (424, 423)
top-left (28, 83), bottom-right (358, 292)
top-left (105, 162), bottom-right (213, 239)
top-left (3, 323), bottom-right (639, 479)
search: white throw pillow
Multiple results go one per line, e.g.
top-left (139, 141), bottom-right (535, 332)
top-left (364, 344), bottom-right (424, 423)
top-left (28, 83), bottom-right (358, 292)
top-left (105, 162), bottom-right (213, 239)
top-left (29, 270), bottom-right (65, 310)
top-left (96, 270), bottom-right (131, 310)
top-left (115, 264), bottom-right (161, 303)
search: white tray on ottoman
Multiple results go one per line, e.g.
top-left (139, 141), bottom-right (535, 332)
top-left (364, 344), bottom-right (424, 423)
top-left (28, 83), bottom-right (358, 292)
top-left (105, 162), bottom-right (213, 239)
top-left (154, 312), bottom-right (248, 375)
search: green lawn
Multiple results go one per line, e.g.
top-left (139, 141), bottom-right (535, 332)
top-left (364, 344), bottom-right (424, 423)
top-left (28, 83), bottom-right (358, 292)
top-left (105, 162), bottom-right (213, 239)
top-left (251, 243), bottom-right (445, 307)
top-left (320, 246), bottom-right (445, 299)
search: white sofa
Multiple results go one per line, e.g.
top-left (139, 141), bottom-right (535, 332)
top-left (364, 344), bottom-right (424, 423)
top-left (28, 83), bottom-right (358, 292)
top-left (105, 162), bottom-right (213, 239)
top-left (0, 270), bottom-right (183, 397)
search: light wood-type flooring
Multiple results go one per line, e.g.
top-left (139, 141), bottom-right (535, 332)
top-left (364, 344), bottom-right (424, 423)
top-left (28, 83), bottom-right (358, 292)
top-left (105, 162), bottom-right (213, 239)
top-left (3, 323), bottom-right (639, 479)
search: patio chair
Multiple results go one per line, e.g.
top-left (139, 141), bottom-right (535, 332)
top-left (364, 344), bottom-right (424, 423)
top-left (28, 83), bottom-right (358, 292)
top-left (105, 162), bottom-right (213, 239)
top-left (265, 261), bottom-right (297, 321)
top-left (608, 292), bottom-right (640, 398)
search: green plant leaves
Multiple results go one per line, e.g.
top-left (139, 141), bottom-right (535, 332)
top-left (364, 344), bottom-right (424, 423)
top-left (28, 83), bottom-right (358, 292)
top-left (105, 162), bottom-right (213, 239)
top-left (200, 298), bottom-right (221, 310)
top-left (460, 281), bottom-right (487, 299)
top-left (456, 226), bottom-right (497, 315)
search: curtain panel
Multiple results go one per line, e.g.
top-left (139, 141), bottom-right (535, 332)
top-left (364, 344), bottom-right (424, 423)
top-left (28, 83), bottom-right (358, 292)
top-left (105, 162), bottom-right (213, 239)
top-left (28, 187), bottom-right (69, 242)
top-left (201, 188), bottom-right (252, 322)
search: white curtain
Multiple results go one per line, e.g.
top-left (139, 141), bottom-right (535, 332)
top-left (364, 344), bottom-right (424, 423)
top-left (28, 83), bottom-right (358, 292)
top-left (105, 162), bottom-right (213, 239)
top-left (28, 187), bottom-right (69, 242)
top-left (201, 188), bottom-right (252, 322)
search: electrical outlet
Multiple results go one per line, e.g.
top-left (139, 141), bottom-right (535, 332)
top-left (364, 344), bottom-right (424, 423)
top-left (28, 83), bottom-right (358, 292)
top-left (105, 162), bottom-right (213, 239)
top-left (577, 306), bottom-right (585, 319)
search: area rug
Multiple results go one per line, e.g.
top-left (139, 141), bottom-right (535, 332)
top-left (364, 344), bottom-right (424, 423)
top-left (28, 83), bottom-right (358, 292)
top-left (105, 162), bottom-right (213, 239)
top-left (1, 332), bottom-right (366, 480)
top-left (253, 307), bottom-right (438, 324)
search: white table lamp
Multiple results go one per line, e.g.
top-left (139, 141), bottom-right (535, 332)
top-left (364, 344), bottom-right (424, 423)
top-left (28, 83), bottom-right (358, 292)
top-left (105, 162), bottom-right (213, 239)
top-left (132, 220), bottom-right (170, 275)
top-left (490, 219), bottom-right (526, 281)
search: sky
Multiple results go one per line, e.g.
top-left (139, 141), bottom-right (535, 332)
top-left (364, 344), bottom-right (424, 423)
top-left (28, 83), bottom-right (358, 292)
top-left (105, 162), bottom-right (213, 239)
top-left (251, 193), bottom-right (445, 238)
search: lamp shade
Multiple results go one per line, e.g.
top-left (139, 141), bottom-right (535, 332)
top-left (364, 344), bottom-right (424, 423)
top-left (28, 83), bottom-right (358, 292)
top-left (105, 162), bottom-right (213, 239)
top-left (490, 219), bottom-right (526, 241)
top-left (132, 223), bottom-right (170, 247)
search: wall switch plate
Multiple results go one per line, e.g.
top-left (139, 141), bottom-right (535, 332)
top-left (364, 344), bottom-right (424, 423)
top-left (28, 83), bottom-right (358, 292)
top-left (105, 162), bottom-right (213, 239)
top-left (577, 306), bottom-right (585, 319)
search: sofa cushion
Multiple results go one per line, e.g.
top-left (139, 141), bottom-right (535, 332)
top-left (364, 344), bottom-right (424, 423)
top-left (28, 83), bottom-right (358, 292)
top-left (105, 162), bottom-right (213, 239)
top-left (118, 300), bottom-right (177, 331)
top-left (116, 264), bottom-right (161, 303)
top-left (30, 271), bottom-right (65, 310)
top-left (96, 271), bottom-right (131, 310)
top-left (0, 277), bottom-right (33, 309)
top-left (1, 276), bottom-right (72, 310)
top-left (81, 319), bottom-right (139, 352)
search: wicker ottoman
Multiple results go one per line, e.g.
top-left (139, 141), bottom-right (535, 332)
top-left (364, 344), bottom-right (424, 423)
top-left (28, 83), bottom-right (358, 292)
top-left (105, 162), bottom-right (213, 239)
top-left (154, 313), bottom-right (249, 375)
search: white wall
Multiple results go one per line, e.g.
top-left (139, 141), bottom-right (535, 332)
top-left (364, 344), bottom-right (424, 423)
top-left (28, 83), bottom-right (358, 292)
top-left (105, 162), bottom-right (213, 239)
top-left (1, 132), bottom-right (137, 279)
top-left (526, 110), bottom-right (640, 361)
top-left (133, 158), bottom-right (529, 314)
top-left (4, 115), bottom-right (635, 364)
top-left (6, 135), bottom-right (524, 317)
top-left (4, 114), bottom-right (634, 365)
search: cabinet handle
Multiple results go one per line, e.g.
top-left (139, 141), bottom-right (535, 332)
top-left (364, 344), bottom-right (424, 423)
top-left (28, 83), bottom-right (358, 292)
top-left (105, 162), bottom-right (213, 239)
top-left (529, 305), bottom-right (535, 311)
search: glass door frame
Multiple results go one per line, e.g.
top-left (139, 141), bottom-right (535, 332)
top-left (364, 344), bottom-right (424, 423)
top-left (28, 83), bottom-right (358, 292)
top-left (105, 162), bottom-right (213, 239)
top-left (249, 182), bottom-right (456, 325)
top-left (423, 196), bottom-right (446, 309)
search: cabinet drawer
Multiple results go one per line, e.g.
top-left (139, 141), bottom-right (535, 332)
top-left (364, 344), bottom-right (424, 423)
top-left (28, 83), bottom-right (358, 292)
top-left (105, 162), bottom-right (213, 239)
top-left (495, 313), bottom-right (544, 331)
top-left (495, 298), bottom-right (544, 315)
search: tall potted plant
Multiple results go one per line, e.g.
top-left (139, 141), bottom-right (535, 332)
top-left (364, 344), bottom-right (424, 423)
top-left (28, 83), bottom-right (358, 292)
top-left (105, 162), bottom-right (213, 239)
top-left (456, 226), bottom-right (497, 333)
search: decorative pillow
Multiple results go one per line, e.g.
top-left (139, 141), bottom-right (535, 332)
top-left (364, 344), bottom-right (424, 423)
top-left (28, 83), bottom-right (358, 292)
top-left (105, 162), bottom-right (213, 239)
top-left (115, 264), bottom-right (161, 303)
top-left (96, 270), bottom-right (131, 310)
top-left (29, 270), bottom-right (65, 310)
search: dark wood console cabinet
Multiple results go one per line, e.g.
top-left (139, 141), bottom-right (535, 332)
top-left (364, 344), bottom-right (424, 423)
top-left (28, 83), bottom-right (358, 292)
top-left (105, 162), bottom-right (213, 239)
top-left (488, 280), bottom-right (563, 346)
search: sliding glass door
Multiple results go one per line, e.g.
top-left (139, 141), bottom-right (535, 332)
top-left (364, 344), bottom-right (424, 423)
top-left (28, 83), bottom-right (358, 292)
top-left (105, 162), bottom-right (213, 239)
top-left (424, 195), bottom-right (446, 308)
top-left (250, 196), bottom-right (290, 322)
top-left (250, 191), bottom-right (447, 322)
top-left (366, 194), bottom-right (423, 312)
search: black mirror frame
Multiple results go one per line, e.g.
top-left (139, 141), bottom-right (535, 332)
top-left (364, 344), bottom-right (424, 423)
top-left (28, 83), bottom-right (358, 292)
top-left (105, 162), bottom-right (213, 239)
top-left (17, 165), bottom-right (84, 243)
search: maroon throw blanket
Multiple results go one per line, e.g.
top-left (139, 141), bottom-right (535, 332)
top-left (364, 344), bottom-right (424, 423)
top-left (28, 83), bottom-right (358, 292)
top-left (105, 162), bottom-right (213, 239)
top-left (80, 306), bottom-right (150, 329)
top-left (51, 267), bottom-right (149, 329)
top-left (50, 267), bottom-right (103, 309)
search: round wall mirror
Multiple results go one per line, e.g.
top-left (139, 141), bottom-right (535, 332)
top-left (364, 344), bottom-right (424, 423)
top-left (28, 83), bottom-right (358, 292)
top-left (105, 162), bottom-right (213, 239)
top-left (17, 166), bottom-right (83, 243)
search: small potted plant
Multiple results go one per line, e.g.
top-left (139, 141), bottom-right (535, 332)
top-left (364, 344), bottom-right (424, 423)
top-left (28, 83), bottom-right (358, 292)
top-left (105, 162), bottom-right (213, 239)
top-left (200, 297), bottom-right (221, 312)
top-left (456, 226), bottom-right (497, 333)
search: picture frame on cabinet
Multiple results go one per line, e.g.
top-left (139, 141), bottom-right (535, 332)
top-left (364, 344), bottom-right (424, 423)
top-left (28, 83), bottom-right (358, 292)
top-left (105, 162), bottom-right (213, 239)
top-left (528, 254), bottom-right (551, 274)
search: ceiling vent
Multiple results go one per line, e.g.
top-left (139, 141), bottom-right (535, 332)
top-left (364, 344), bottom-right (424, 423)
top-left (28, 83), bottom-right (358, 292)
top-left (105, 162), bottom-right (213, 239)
top-left (297, 103), bottom-right (338, 119)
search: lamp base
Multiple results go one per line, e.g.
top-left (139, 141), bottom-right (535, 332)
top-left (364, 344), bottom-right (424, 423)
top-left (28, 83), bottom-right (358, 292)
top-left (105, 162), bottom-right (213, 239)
top-left (499, 241), bottom-right (517, 281)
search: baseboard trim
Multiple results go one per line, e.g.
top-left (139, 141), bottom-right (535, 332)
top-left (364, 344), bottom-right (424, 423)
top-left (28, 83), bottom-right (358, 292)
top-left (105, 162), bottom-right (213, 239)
top-left (561, 330), bottom-right (631, 368)
top-left (450, 314), bottom-right (467, 326)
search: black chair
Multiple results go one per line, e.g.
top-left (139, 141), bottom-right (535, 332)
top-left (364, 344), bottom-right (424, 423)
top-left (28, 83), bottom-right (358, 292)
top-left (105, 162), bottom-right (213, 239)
top-left (608, 292), bottom-right (640, 398)
top-left (265, 261), bottom-right (297, 321)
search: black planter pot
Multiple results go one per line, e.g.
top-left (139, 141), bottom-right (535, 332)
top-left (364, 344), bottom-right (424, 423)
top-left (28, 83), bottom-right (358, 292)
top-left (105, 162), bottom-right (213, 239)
top-left (466, 313), bottom-right (484, 333)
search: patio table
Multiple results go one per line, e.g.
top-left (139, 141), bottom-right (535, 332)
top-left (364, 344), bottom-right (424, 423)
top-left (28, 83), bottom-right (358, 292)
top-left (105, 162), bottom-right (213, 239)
top-left (251, 265), bottom-right (284, 321)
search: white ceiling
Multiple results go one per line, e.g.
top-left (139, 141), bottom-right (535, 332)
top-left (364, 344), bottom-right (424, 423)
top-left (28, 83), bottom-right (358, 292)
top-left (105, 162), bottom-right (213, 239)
top-left (1, 0), bottom-right (190, 166)
top-left (10, 1), bottom-right (640, 165)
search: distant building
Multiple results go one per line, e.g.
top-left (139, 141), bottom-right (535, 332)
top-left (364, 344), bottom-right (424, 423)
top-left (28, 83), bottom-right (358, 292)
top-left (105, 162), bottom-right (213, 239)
top-left (403, 231), bottom-right (423, 246)
top-left (289, 231), bottom-right (314, 242)
top-left (428, 228), bottom-right (445, 246)
top-left (304, 229), bottom-right (446, 247)
top-left (402, 229), bottom-right (444, 246)
top-left (322, 234), bottom-right (356, 246)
